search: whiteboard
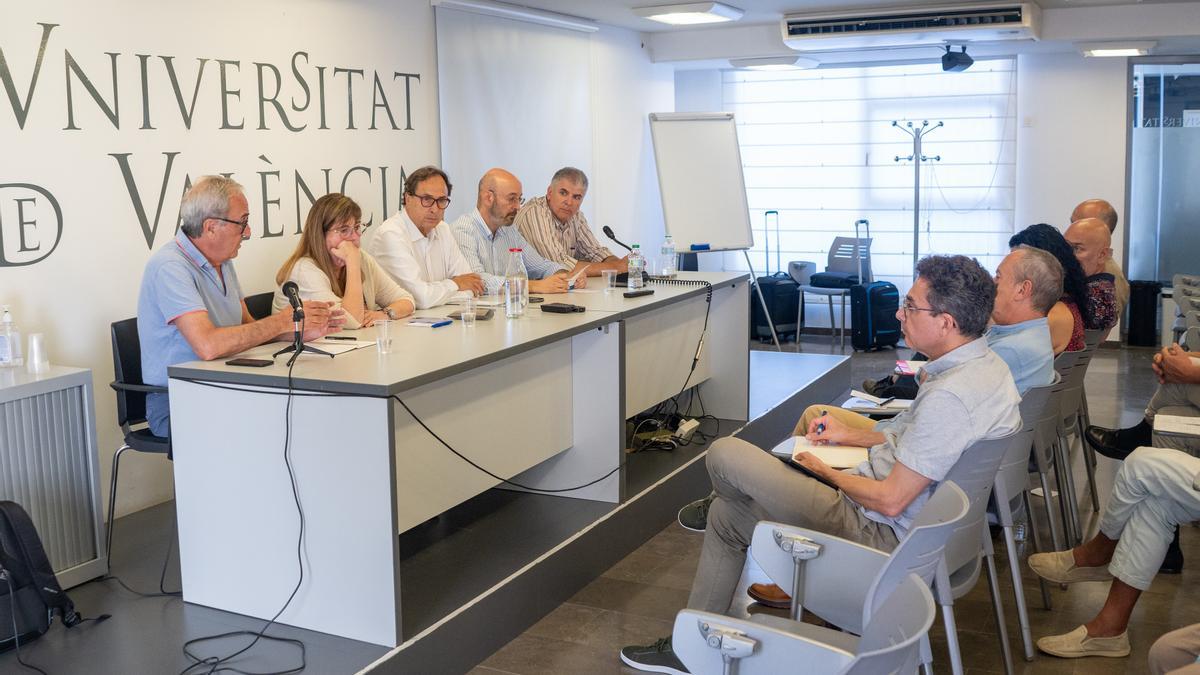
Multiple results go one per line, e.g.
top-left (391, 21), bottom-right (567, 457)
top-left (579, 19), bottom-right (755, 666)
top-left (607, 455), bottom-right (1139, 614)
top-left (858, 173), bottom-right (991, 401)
top-left (649, 112), bottom-right (754, 252)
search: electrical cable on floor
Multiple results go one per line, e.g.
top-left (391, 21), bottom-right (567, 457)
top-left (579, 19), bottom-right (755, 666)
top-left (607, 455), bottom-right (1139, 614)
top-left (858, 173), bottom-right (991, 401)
top-left (2, 569), bottom-right (50, 675)
top-left (90, 515), bottom-right (182, 598)
top-left (177, 333), bottom-right (308, 675)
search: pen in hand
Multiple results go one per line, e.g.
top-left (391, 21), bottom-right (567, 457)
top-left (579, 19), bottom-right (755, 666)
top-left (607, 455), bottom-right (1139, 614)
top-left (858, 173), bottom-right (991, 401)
top-left (815, 409), bottom-right (827, 435)
top-left (325, 336), bottom-right (357, 341)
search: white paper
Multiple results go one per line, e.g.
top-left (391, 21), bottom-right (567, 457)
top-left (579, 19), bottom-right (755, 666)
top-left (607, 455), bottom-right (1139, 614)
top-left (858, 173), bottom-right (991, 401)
top-left (1154, 414), bottom-right (1200, 437)
top-left (770, 436), bottom-right (870, 469)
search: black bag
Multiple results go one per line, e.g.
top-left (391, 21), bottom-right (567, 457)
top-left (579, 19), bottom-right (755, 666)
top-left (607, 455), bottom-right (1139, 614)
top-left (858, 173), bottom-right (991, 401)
top-left (809, 271), bottom-right (859, 289)
top-left (0, 500), bottom-right (83, 653)
top-left (750, 210), bottom-right (799, 342)
top-left (851, 281), bottom-right (902, 351)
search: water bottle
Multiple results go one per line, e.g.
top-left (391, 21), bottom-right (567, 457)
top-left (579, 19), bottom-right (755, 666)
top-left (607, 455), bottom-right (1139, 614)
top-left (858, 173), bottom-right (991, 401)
top-left (0, 306), bottom-right (22, 367)
top-left (660, 235), bottom-right (677, 277)
top-left (504, 248), bottom-right (529, 318)
top-left (628, 244), bottom-right (645, 290)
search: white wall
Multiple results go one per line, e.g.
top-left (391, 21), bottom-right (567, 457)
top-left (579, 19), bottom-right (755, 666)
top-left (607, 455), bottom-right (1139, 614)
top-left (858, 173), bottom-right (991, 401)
top-left (1014, 53), bottom-right (1129, 260)
top-left (2, 0), bottom-right (440, 518)
top-left (588, 26), bottom-right (676, 257)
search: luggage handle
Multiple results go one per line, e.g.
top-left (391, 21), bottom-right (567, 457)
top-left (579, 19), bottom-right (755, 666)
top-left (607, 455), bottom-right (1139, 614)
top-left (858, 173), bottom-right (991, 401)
top-left (765, 210), bottom-right (780, 275)
top-left (854, 219), bottom-right (869, 283)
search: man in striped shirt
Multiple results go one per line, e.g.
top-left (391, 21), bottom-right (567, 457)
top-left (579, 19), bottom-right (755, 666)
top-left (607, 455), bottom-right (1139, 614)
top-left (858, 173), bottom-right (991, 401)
top-left (515, 167), bottom-right (627, 277)
top-left (451, 168), bottom-right (583, 295)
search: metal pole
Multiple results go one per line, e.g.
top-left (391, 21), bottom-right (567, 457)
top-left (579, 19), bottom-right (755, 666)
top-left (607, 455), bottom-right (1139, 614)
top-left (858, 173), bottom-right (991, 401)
top-left (913, 131), bottom-right (922, 273)
top-left (744, 250), bottom-right (782, 351)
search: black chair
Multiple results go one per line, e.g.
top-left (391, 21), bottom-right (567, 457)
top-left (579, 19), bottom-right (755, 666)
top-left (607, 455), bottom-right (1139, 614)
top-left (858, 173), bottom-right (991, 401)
top-left (107, 318), bottom-right (171, 562)
top-left (244, 291), bottom-right (275, 320)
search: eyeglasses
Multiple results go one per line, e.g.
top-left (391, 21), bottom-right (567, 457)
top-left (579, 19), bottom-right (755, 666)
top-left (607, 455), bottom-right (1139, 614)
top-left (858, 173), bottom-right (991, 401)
top-left (488, 189), bottom-right (525, 205)
top-left (210, 216), bottom-right (250, 235)
top-left (413, 193), bottom-right (451, 209)
top-left (331, 222), bottom-right (368, 237)
top-left (902, 299), bottom-right (940, 315)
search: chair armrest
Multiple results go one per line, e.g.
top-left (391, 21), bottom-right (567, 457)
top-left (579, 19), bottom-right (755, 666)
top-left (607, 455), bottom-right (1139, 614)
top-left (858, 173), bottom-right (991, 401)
top-left (751, 521), bottom-right (888, 634)
top-left (673, 609), bottom-right (855, 675)
top-left (788, 261), bottom-right (816, 286)
top-left (110, 381), bottom-right (168, 395)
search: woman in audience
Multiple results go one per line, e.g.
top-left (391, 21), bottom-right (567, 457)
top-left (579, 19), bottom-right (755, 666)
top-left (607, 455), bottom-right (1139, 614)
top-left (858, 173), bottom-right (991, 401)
top-left (1008, 223), bottom-right (1087, 353)
top-left (274, 193), bottom-right (415, 328)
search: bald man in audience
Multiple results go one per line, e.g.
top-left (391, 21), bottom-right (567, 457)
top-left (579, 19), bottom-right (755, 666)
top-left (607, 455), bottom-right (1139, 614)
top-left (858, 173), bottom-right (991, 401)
top-left (450, 168), bottom-right (585, 295)
top-left (1064, 217), bottom-right (1119, 331)
top-left (1072, 199), bottom-right (1129, 314)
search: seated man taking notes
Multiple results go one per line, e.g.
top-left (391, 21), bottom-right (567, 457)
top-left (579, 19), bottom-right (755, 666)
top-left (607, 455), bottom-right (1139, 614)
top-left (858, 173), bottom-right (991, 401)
top-left (450, 168), bottom-right (586, 295)
top-left (620, 255), bottom-right (1021, 675)
top-left (137, 176), bottom-right (342, 437)
top-left (367, 165), bottom-right (484, 308)
top-left (515, 166), bottom-right (627, 276)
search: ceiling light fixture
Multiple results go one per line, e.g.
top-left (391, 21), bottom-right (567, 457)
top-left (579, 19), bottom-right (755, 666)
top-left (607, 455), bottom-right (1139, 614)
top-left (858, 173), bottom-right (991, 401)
top-left (1077, 41), bottom-right (1156, 57)
top-left (633, 2), bottom-right (744, 26)
top-left (729, 56), bottom-right (820, 71)
top-left (431, 0), bottom-right (598, 33)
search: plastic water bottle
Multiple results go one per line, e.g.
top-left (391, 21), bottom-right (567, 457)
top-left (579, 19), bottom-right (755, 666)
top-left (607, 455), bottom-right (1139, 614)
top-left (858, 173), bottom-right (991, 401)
top-left (659, 235), bottom-right (677, 277)
top-left (504, 248), bottom-right (529, 318)
top-left (0, 306), bottom-right (22, 367)
top-left (628, 244), bottom-right (645, 290)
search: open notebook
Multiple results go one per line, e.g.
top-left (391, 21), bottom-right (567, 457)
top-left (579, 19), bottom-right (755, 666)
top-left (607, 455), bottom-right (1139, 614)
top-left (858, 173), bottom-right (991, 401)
top-left (770, 436), bottom-right (870, 470)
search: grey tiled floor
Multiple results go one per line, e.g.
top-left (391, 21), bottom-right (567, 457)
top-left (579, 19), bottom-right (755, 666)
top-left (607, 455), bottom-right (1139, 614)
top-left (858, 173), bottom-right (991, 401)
top-left (475, 337), bottom-right (1199, 675)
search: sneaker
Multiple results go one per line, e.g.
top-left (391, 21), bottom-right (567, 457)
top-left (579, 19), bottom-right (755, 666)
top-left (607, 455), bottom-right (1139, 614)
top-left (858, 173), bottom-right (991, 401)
top-left (1037, 625), bottom-right (1130, 658)
top-left (620, 636), bottom-right (689, 674)
top-left (677, 495), bottom-right (714, 532)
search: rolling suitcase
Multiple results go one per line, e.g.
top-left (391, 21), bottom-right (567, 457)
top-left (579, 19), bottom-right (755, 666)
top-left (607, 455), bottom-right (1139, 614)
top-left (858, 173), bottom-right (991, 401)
top-left (851, 280), bottom-right (901, 351)
top-left (750, 210), bottom-right (799, 342)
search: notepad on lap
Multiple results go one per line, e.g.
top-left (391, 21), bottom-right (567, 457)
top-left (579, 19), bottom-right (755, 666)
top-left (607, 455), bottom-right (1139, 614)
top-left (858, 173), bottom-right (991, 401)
top-left (770, 437), bottom-right (870, 470)
top-left (1154, 414), bottom-right (1200, 437)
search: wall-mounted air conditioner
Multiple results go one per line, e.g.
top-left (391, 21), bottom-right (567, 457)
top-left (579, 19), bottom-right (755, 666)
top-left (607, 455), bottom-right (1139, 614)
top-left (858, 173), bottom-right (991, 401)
top-left (781, 2), bottom-right (1041, 51)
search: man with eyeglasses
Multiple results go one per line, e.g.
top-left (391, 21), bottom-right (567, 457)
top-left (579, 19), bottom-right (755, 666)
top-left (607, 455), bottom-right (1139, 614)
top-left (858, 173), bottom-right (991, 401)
top-left (515, 167), bottom-right (627, 277)
top-left (137, 175), bottom-right (343, 438)
top-left (450, 168), bottom-right (587, 295)
top-left (621, 255), bottom-right (1021, 675)
top-left (367, 165), bottom-right (484, 309)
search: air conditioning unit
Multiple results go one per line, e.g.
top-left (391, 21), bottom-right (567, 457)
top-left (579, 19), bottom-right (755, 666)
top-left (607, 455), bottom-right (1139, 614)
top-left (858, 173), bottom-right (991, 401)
top-left (781, 3), bottom-right (1041, 51)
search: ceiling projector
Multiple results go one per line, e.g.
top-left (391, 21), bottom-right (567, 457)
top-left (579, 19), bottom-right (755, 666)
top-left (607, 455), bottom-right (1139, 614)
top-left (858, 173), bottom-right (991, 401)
top-left (942, 45), bottom-right (974, 72)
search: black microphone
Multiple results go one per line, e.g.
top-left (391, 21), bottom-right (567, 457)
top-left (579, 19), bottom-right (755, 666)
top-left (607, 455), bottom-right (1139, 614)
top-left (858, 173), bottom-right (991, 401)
top-left (282, 281), bottom-right (305, 320)
top-left (602, 226), bottom-right (632, 252)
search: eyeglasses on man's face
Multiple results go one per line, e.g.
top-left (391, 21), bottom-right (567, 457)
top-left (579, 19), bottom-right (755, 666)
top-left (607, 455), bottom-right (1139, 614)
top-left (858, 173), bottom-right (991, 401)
top-left (210, 216), bottom-right (251, 236)
top-left (331, 222), bottom-right (368, 237)
top-left (901, 298), bottom-right (939, 315)
top-left (488, 189), bottom-right (525, 206)
top-left (413, 194), bottom-right (451, 209)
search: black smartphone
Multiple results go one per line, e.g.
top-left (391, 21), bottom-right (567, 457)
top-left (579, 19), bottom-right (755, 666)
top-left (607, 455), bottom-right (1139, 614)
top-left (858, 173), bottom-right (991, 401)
top-left (623, 289), bottom-right (654, 298)
top-left (528, 296), bottom-right (545, 303)
top-left (225, 358), bottom-right (273, 367)
top-left (540, 303), bottom-right (585, 313)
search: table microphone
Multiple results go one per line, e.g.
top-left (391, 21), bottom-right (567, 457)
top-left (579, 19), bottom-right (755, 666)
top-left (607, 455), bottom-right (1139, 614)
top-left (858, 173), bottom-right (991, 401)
top-left (282, 281), bottom-right (305, 318)
top-left (602, 226), bottom-right (632, 252)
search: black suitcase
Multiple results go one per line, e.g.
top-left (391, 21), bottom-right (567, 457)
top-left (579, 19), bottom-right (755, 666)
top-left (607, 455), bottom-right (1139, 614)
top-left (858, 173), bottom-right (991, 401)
top-left (851, 281), bottom-right (902, 351)
top-left (750, 210), bottom-right (799, 342)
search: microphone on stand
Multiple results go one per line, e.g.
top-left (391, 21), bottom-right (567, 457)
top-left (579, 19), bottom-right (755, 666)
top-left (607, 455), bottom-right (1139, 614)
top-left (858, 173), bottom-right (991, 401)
top-left (282, 281), bottom-right (305, 318)
top-left (273, 281), bottom-right (334, 365)
top-left (602, 226), bottom-right (632, 252)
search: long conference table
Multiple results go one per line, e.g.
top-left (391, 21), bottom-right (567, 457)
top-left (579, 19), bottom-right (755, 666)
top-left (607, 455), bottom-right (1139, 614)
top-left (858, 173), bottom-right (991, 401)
top-left (168, 271), bottom-right (750, 647)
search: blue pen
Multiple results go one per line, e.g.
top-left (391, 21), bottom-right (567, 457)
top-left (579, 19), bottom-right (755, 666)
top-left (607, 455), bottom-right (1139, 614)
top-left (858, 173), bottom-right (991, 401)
top-left (815, 409), bottom-right (828, 435)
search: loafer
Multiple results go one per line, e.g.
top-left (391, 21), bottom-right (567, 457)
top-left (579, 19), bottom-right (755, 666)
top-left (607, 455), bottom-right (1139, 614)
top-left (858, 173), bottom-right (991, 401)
top-left (1085, 426), bottom-right (1133, 461)
top-left (747, 583), bottom-right (792, 609)
top-left (1037, 625), bottom-right (1130, 658)
top-left (1028, 550), bottom-right (1113, 584)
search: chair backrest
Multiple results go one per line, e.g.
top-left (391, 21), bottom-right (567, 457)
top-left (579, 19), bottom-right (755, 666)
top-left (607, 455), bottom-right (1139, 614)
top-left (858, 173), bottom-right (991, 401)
top-left (847, 573), bottom-right (937, 675)
top-left (244, 291), bottom-right (275, 320)
top-left (788, 260), bottom-right (815, 286)
top-left (1059, 348), bottom-right (1094, 424)
top-left (826, 236), bottom-right (873, 282)
top-left (1053, 348), bottom-right (1079, 378)
top-left (940, 430), bottom-right (1018, 573)
top-left (1083, 328), bottom-right (1106, 350)
top-left (1186, 326), bottom-right (1200, 351)
top-left (1187, 311), bottom-right (1200, 331)
top-left (110, 318), bottom-right (146, 428)
top-left (1031, 373), bottom-right (1068, 469)
top-left (991, 377), bottom-right (1055, 523)
top-left (671, 574), bottom-right (935, 675)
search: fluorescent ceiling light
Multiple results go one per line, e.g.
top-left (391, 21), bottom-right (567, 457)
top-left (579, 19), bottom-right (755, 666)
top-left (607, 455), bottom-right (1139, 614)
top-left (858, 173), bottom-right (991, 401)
top-left (634, 2), bottom-right (744, 25)
top-left (432, 0), bottom-right (598, 33)
top-left (729, 56), bottom-right (819, 71)
top-left (1078, 41), bottom-right (1156, 57)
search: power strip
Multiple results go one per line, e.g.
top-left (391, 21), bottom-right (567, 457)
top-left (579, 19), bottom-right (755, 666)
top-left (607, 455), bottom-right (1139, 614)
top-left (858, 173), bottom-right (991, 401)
top-left (674, 418), bottom-right (700, 443)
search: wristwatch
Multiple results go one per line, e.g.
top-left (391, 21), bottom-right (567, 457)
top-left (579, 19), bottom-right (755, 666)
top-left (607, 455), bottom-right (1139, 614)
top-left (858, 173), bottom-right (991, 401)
top-left (384, 307), bottom-right (399, 320)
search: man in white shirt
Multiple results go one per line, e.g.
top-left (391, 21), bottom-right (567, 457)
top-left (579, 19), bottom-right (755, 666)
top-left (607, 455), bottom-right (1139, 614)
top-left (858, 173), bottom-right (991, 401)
top-left (367, 165), bottom-right (484, 309)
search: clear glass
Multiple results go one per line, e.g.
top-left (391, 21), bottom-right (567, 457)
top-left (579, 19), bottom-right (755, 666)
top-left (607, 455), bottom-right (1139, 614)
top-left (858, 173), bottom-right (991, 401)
top-left (602, 269), bottom-right (617, 291)
top-left (461, 297), bottom-right (477, 327)
top-left (25, 333), bottom-right (47, 373)
top-left (375, 320), bottom-right (395, 354)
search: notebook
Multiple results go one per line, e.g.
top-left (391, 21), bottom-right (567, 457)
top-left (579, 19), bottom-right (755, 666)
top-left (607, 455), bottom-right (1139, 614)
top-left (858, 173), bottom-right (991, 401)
top-left (770, 436), bottom-right (870, 470)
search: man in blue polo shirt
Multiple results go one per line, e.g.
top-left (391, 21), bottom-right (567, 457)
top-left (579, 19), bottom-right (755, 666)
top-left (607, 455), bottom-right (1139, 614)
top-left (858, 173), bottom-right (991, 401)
top-left (137, 175), bottom-right (342, 437)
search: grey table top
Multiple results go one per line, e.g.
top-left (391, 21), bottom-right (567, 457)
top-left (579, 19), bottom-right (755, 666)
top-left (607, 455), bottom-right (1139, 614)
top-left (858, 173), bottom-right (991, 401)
top-left (169, 272), bottom-right (748, 397)
top-left (0, 365), bottom-right (91, 402)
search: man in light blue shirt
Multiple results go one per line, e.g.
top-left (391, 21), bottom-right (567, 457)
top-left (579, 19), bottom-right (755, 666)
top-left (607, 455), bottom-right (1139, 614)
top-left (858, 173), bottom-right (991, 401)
top-left (987, 245), bottom-right (1061, 394)
top-left (137, 176), bottom-right (341, 437)
top-left (450, 168), bottom-right (581, 295)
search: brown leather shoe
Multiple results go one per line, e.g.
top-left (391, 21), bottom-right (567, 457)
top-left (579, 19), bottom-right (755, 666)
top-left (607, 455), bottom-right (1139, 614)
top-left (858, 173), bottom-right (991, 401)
top-left (747, 583), bottom-right (792, 609)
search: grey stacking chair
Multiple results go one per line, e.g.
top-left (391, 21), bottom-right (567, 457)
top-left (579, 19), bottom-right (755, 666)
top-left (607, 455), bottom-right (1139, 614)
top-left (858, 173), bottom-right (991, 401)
top-left (987, 378), bottom-right (1054, 661)
top-left (1186, 326), bottom-right (1200, 351)
top-left (1024, 371), bottom-right (1068, 606)
top-left (673, 572), bottom-right (935, 675)
top-left (1055, 348), bottom-right (1097, 545)
top-left (797, 237), bottom-right (872, 347)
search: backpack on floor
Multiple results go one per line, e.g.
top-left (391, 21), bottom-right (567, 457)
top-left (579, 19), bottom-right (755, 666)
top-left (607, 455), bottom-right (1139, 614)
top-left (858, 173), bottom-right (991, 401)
top-left (0, 500), bottom-right (83, 653)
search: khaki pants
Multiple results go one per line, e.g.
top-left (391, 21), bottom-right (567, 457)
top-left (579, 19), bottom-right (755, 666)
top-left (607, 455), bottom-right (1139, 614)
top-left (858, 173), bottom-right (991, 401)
top-left (1146, 383), bottom-right (1200, 454)
top-left (1150, 623), bottom-right (1200, 675)
top-left (687, 405), bottom-right (896, 614)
